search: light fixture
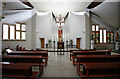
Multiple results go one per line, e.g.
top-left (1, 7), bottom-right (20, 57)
top-left (72, 11), bottom-right (85, 15)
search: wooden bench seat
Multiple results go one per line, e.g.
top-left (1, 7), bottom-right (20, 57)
top-left (79, 71), bottom-right (120, 78)
top-left (80, 63), bottom-right (120, 79)
top-left (70, 49), bottom-right (96, 61)
top-left (3, 71), bottom-right (38, 79)
top-left (77, 55), bottom-right (120, 63)
top-left (2, 63), bottom-right (39, 79)
top-left (7, 50), bottom-right (48, 66)
top-left (16, 62), bottom-right (44, 74)
top-left (2, 55), bottom-right (43, 76)
top-left (72, 50), bottom-right (111, 65)
top-left (76, 55), bottom-right (120, 77)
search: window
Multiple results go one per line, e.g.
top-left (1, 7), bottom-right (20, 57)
top-left (92, 24), bottom-right (99, 43)
top-left (10, 25), bottom-right (15, 39)
top-left (2, 23), bottom-right (15, 40)
top-left (100, 29), bottom-right (102, 43)
top-left (107, 32), bottom-right (114, 43)
top-left (16, 23), bottom-right (26, 40)
top-left (92, 24), bottom-right (114, 44)
top-left (99, 28), bottom-right (107, 44)
top-left (107, 32), bottom-right (110, 43)
top-left (103, 29), bottom-right (106, 43)
top-left (2, 22), bottom-right (26, 41)
top-left (111, 32), bottom-right (114, 42)
top-left (3, 24), bottom-right (9, 39)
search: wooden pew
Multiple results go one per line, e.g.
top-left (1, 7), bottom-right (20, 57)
top-left (23, 50), bottom-right (48, 66)
top-left (72, 50), bottom-right (111, 65)
top-left (70, 50), bottom-right (81, 61)
top-left (80, 63), bottom-right (120, 79)
top-left (27, 49), bottom-right (48, 65)
top-left (2, 55), bottom-right (43, 76)
top-left (2, 63), bottom-right (38, 79)
top-left (7, 50), bottom-right (48, 66)
top-left (77, 55), bottom-right (120, 76)
top-left (70, 49), bottom-right (96, 61)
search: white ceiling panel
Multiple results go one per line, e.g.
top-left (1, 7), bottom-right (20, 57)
top-left (3, 1), bottom-right (30, 10)
top-left (28, 0), bottom-right (92, 17)
top-left (91, 2), bottom-right (119, 28)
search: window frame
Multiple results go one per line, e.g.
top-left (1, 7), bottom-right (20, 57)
top-left (106, 31), bottom-right (114, 43)
top-left (10, 24), bottom-right (16, 40)
top-left (16, 22), bottom-right (26, 40)
top-left (92, 24), bottom-right (100, 44)
top-left (2, 22), bottom-right (26, 41)
top-left (110, 32), bottom-right (114, 43)
top-left (92, 24), bottom-right (114, 44)
top-left (2, 23), bottom-right (9, 40)
top-left (99, 28), bottom-right (107, 44)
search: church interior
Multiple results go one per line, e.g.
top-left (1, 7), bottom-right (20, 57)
top-left (0, 0), bottom-right (120, 79)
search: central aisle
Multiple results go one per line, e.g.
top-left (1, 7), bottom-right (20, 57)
top-left (41, 52), bottom-right (79, 77)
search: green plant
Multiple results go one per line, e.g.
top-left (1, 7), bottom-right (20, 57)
top-left (70, 39), bottom-right (73, 43)
top-left (48, 39), bottom-right (52, 43)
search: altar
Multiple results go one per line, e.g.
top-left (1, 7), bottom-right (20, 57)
top-left (57, 42), bottom-right (64, 55)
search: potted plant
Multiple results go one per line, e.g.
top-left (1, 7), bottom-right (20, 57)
top-left (70, 39), bottom-right (73, 48)
top-left (48, 39), bottom-right (52, 48)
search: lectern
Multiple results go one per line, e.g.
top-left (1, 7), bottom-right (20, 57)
top-left (57, 42), bottom-right (64, 55)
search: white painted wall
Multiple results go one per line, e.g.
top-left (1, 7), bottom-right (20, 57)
top-left (69, 12), bottom-right (86, 49)
top-left (36, 12), bottom-right (52, 48)
top-left (52, 21), bottom-right (58, 34)
top-left (85, 12), bottom-right (90, 49)
top-left (92, 2), bottom-right (118, 28)
top-left (31, 9), bottom-right (36, 49)
top-left (33, 11), bottom-right (90, 49)
top-left (52, 21), bottom-right (58, 47)
top-left (0, 1), bottom-right (2, 54)
top-left (1, 10), bottom-right (90, 50)
top-left (2, 10), bottom-right (34, 50)
top-left (118, 2), bottom-right (120, 39)
top-left (63, 20), bottom-right (69, 34)
top-left (63, 20), bottom-right (69, 47)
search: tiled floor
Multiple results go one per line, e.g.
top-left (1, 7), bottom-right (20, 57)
top-left (39, 48), bottom-right (120, 79)
top-left (41, 51), bottom-right (79, 77)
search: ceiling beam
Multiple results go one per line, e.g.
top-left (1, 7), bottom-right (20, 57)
top-left (3, 8), bottom-right (32, 10)
top-left (87, 0), bottom-right (105, 9)
top-left (52, 12), bottom-right (57, 21)
top-left (64, 12), bottom-right (69, 21)
top-left (88, 11), bottom-right (117, 29)
top-left (90, 11), bottom-right (100, 18)
top-left (19, 0), bottom-right (34, 8)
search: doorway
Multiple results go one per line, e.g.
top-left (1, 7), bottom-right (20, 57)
top-left (40, 38), bottom-right (44, 48)
top-left (76, 38), bottom-right (81, 49)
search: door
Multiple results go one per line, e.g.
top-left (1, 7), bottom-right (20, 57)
top-left (76, 38), bottom-right (80, 49)
top-left (40, 38), bottom-right (44, 48)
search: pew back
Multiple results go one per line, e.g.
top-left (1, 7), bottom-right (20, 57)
top-left (81, 63), bottom-right (120, 78)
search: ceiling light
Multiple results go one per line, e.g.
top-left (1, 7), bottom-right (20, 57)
top-left (36, 11), bottom-right (49, 15)
top-left (72, 11), bottom-right (85, 15)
